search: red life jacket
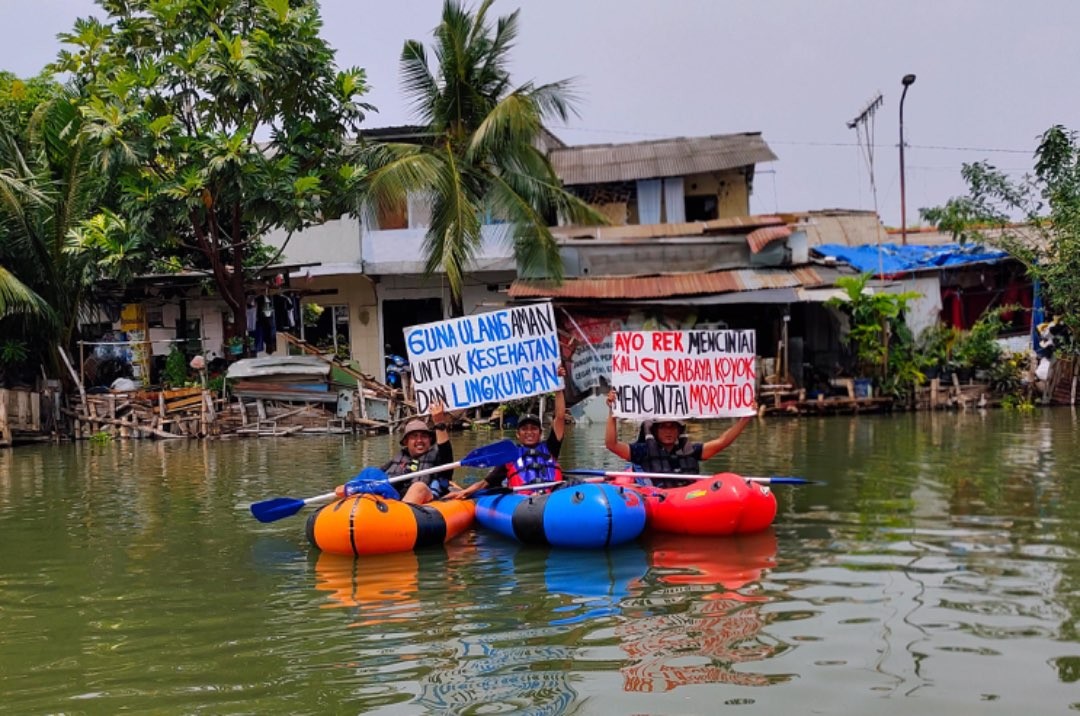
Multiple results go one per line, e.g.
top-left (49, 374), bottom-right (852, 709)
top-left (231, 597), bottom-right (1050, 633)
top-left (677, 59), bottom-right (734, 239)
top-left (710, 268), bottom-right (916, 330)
top-left (506, 443), bottom-right (562, 488)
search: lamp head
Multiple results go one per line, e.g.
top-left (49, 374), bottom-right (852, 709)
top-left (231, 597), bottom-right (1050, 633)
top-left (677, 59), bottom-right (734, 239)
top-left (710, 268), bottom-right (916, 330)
top-left (902, 74), bottom-right (917, 87)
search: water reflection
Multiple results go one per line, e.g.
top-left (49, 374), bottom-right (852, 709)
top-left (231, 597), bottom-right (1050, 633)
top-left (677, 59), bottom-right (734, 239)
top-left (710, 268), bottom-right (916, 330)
top-left (618, 530), bottom-right (787, 692)
top-left (5, 410), bottom-right (1080, 714)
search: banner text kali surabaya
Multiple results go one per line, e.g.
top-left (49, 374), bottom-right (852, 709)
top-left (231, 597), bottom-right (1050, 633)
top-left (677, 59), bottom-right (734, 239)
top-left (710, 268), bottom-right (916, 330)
top-left (611, 356), bottom-right (755, 384)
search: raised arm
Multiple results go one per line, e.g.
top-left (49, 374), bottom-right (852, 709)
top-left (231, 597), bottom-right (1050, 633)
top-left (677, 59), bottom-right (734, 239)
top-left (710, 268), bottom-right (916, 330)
top-left (552, 364), bottom-right (567, 441)
top-left (430, 400), bottom-right (451, 447)
top-left (700, 415), bottom-right (753, 460)
top-left (605, 388), bottom-right (631, 461)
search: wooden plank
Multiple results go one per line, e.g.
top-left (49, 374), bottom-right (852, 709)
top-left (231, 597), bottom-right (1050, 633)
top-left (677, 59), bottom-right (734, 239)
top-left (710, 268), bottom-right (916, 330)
top-left (57, 346), bottom-right (87, 413)
top-left (0, 390), bottom-right (10, 447)
top-left (203, 390), bottom-right (216, 422)
top-left (165, 395), bottom-right (206, 413)
top-left (60, 407), bottom-right (183, 439)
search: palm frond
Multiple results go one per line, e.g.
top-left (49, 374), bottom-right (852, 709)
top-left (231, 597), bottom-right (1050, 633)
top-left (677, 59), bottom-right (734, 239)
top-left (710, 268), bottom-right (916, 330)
top-left (0, 264), bottom-right (51, 319)
top-left (424, 144), bottom-right (482, 297)
top-left (400, 40), bottom-right (438, 126)
top-left (486, 171), bottom-right (561, 282)
top-left (360, 142), bottom-right (445, 225)
top-left (467, 91), bottom-right (541, 165)
top-left (521, 78), bottom-right (580, 124)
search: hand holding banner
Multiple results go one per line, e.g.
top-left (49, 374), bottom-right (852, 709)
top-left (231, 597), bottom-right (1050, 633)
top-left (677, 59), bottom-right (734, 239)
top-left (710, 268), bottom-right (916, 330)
top-left (405, 303), bottom-right (564, 413)
top-left (610, 329), bottom-right (757, 420)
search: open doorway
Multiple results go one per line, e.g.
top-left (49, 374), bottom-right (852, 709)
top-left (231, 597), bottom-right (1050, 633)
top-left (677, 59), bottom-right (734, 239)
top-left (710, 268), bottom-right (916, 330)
top-left (303, 303), bottom-right (351, 359)
top-left (382, 298), bottom-right (443, 358)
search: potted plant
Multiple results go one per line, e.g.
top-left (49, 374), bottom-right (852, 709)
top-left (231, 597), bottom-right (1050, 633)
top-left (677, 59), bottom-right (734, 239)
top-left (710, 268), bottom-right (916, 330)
top-left (954, 307), bottom-right (1012, 381)
top-left (226, 335), bottom-right (251, 356)
top-left (826, 274), bottom-right (921, 393)
top-left (916, 324), bottom-right (960, 381)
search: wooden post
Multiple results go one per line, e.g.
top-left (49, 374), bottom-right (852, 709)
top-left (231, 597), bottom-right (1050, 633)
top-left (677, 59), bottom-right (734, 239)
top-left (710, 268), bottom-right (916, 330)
top-left (0, 390), bottom-right (10, 447)
top-left (30, 391), bottom-right (40, 432)
top-left (57, 346), bottom-right (88, 415)
top-left (357, 380), bottom-right (368, 420)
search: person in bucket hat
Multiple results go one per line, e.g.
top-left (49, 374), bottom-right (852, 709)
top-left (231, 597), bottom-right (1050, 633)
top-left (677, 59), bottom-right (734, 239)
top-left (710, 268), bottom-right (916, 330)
top-left (379, 400), bottom-right (456, 503)
top-left (604, 389), bottom-right (753, 488)
top-left (450, 365), bottom-right (569, 497)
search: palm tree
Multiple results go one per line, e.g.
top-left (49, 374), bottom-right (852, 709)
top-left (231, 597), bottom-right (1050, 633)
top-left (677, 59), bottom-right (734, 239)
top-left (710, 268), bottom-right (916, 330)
top-left (363, 0), bottom-right (604, 316)
top-left (0, 89), bottom-right (109, 379)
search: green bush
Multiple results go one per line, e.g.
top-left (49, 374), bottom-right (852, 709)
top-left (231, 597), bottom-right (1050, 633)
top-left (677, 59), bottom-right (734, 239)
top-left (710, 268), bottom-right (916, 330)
top-left (163, 347), bottom-right (189, 387)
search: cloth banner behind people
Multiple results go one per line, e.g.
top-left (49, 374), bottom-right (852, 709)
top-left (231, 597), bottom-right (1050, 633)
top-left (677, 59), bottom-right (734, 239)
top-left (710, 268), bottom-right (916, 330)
top-left (405, 303), bottom-right (564, 413)
top-left (610, 330), bottom-right (757, 420)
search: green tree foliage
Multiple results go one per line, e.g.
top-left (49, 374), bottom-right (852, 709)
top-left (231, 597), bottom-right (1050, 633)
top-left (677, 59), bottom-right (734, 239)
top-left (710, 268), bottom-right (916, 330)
top-left (826, 273), bottom-right (921, 379)
top-left (0, 71), bottom-right (62, 147)
top-left (0, 80), bottom-right (108, 381)
top-left (362, 0), bottom-right (605, 315)
top-left (54, 0), bottom-right (372, 338)
top-left (922, 125), bottom-right (1080, 351)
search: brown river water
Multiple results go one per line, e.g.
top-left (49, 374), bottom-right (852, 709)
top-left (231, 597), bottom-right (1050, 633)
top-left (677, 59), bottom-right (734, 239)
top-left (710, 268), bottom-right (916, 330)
top-left (1, 409), bottom-right (1079, 714)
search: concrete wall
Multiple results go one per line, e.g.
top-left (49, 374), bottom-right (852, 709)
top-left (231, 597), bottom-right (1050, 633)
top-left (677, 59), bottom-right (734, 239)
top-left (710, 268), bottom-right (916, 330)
top-left (263, 216), bottom-right (361, 266)
top-left (293, 274), bottom-right (380, 375)
top-left (683, 169), bottom-right (750, 219)
top-left (887, 275), bottom-right (942, 338)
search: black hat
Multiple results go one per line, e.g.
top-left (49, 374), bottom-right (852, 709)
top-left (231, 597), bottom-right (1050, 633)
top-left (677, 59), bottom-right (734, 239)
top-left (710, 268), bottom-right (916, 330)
top-left (517, 413), bottom-right (542, 429)
top-left (649, 419), bottom-right (686, 437)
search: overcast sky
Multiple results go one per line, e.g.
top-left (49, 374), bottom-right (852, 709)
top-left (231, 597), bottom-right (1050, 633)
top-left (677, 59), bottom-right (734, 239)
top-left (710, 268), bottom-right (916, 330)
top-left (3, 0), bottom-right (1078, 228)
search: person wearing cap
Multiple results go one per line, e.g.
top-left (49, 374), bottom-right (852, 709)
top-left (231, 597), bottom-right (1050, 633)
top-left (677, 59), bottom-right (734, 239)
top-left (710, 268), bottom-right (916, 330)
top-left (380, 400), bottom-right (455, 504)
top-left (604, 389), bottom-right (753, 488)
top-left (450, 365), bottom-right (568, 497)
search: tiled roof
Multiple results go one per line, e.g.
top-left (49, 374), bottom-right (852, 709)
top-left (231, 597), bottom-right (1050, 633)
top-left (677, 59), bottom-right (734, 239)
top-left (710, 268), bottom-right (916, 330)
top-left (549, 133), bottom-right (778, 185)
top-left (509, 267), bottom-right (825, 300)
top-left (746, 225), bottom-right (792, 254)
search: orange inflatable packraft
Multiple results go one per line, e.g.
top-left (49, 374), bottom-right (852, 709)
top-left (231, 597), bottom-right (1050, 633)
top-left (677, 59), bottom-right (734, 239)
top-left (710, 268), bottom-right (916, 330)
top-left (306, 494), bottom-right (475, 556)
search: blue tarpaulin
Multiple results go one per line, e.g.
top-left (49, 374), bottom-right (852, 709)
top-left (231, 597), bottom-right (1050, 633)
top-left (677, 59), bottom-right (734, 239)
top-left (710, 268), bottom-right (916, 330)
top-left (812, 243), bottom-right (1008, 275)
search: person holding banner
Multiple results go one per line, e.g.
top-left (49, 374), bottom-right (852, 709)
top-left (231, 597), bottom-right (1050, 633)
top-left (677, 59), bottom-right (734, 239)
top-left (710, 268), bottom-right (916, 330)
top-left (604, 389), bottom-right (753, 488)
top-left (362, 401), bottom-right (457, 504)
top-left (449, 366), bottom-right (568, 498)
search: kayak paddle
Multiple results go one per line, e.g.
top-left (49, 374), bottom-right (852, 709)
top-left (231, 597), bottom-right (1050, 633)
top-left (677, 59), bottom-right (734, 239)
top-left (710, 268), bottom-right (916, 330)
top-left (249, 439), bottom-right (519, 523)
top-left (562, 468), bottom-right (819, 486)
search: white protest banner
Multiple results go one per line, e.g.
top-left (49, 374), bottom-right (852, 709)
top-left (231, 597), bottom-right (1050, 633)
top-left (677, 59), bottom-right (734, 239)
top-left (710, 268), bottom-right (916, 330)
top-left (405, 302), bottom-right (563, 413)
top-left (610, 330), bottom-right (757, 419)
top-left (569, 333), bottom-right (613, 392)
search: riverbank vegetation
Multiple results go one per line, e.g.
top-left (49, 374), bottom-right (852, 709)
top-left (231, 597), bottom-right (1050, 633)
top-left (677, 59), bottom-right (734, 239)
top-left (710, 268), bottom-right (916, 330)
top-left (923, 125), bottom-right (1080, 357)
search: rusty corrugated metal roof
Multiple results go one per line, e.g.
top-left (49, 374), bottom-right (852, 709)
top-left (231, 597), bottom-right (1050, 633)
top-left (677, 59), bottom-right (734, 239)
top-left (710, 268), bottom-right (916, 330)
top-left (509, 267), bottom-right (825, 301)
top-left (549, 133), bottom-right (778, 186)
top-left (746, 225), bottom-right (792, 254)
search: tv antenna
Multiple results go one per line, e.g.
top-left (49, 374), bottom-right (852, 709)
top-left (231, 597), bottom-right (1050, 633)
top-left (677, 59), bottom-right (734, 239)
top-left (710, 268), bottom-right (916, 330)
top-left (847, 92), bottom-right (886, 274)
top-left (847, 92), bottom-right (884, 199)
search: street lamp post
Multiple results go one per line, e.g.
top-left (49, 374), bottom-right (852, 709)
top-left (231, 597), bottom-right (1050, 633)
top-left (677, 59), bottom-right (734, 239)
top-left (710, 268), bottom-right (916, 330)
top-left (899, 73), bottom-right (916, 245)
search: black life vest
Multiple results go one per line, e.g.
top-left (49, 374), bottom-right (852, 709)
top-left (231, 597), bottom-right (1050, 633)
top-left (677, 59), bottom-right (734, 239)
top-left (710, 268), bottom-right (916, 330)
top-left (506, 443), bottom-right (562, 488)
top-left (634, 437), bottom-right (700, 487)
top-left (383, 446), bottom-right (451, 498)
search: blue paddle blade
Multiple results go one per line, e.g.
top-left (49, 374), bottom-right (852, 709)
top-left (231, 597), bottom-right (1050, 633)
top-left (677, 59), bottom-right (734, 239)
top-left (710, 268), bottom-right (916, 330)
top-left (758, 477), bottom-right (820, 486)
top-left (460, 439), bottom-right (518, 468)
top-left (350, 466), bottom-right (390, 483)
top-left (250, 497), bottom-right (306, 523)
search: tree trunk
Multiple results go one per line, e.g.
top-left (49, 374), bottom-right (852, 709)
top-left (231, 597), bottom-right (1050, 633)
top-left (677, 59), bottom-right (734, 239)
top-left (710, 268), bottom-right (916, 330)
top-left (449, 292), bottom-right (464, 318)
